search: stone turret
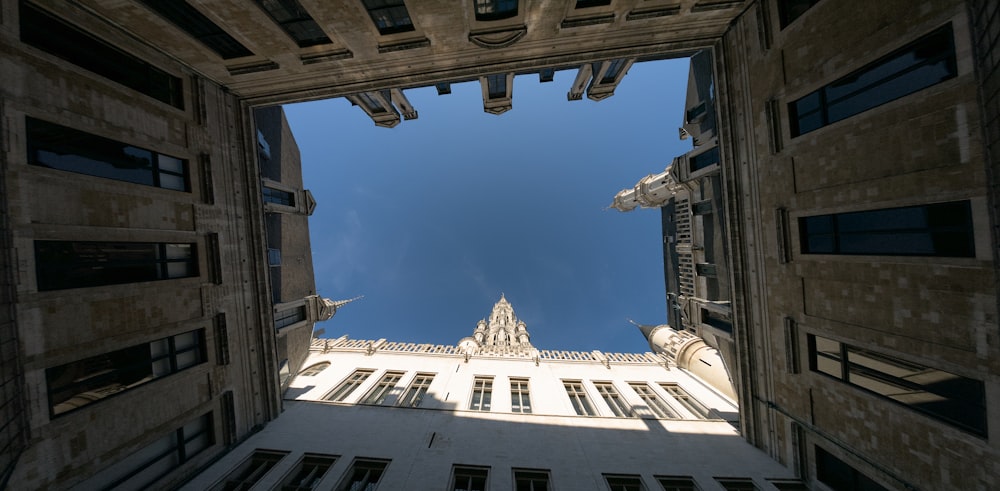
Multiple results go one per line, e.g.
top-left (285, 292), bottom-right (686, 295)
top-left (634, 321), bottom-right (735, 399)
top-left (458, 294), bottom-right (534, 353)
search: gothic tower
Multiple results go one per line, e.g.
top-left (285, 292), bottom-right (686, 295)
top-left (458, 294), bottom-right (533, 353)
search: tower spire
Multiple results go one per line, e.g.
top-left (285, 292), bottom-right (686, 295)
top-left (318, 295), bottom-right (363, 322)
top-left (458, 294), bottom-right (533, 351)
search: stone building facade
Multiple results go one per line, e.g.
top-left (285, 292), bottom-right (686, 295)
top-left (1, 0), bottom-right (998, 490)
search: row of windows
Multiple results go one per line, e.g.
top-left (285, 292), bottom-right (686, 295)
top-left (45, 329), bottom-right (207, 417)
top-left (808, 334), bottom-right (987, 436)
top-left (312, 368), bottom-right (713, 419)
top-left (215, 451), bottom-right (790, 491)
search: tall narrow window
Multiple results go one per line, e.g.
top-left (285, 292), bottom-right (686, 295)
top-left (300, 362), bottom-right (330, 377)
top-left (398, 373), bottom-right (434, 407)
top-left (815, 446), bottom-right (889, 491)
top-left (19, 3), bottom-right (183, 108)
top-left (514, 469), bottom-right (551, 491)
top-left (469, 377), bottom-right (493, 411)
top-left (263, 187), bottom-right (296, 207)
top-left (46, 329), bottom-right (206, 416)
top-left (789, 24), bottom-right (956, 136)
top-left (137, 1), bottom-right (253, 59)
top-left (277, 453), bottom-right (338, 491)
top-left (325, 369), bottom-right (375, 402)
top-left (605, 474), bottom-right (647, 491)
top-left (563, 381), bottom-right (596, 416)
top-left (660, 384), bottom-right (712, 419)
top-left (474, 0), bottom-right (518, 21)
top-left (274, 306), bottom-right (307, 329)
top-left (254, 0), bottom-right (331, 47)
top-left (35, 241), bottom-right (196, 291)
top-left (807, 335), bottom-right (987, 436)
top-left (510, 378), bottom-right (532, 414)
top-left (451, 466), bottom-right (489, 491)
top-left (27, 118), bottom-right (189, 191)
top-left (213, 450), bottom-right (289, 491)
top-left (486, 74), bottom-right (507, 99)
top-left (337, 459), bottom-right (389, 491)
top-left (361, 371), bottom-right (404, 405)
top-left (361, 0), bottom-right (415, 35)
top-left (798, 201), bottom-right (974, 257)
top-left (629, 383), bottom-right (679, 418)
top-left (594, 382), bottom-right (631, 417)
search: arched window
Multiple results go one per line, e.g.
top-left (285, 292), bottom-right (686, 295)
top-left (300, 362), bottom-right (330, 377)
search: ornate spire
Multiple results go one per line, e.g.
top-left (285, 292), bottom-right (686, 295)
top-left (458, 294), bottom-right (533, 350)
top-left (318, 295), bottom-right (363, 322)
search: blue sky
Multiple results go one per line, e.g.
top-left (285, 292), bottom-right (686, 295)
top-left (284, 57), bottom-right (691, 354)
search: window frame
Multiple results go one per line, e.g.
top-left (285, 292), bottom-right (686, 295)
top-left (451, 465), bottom-right (490, 491)
top-left (300, 362), bottom-right (330, 377)
top-left (398, 372), bottom-right (435, 408)
top-left (469, 376), bottom-right (494, 411)
top-left (35, 241), bottom-right (198, 291)
top-left (513, 468), bottom-right (551, 491)
top-left (593, 382), bottom-right (632, 417)
top-left (360, 0), bottom-right (415, 35)
top-left (605, 474), bottom-right (647, 491)
top-left (563, 380), bottom-right (597, 416)
top-left (629, 383), bottom-right (679, 419)
top-left (360, 371), bottom-right (405, 405)
top-left (253, 0), bottom-right (332, 48)
top-left (474, 0), bottom-right (518, 22)
top-left (324, 369), bottom-right (376, 402)
top-left (212, 449), bottom-right (290, 491)
top-left (509, 377), bottom-right (532, 414)
top-left (659, 383), bottom-right (712, 419)
top-left (137, 0), bottom-right (254, 59)
top-left (336, 458), bottom-right (390, 491)
top-left (276, 453), bottom-right (339, 491)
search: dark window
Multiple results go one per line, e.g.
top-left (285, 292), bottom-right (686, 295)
top-left (695, 263), bottom-right (718, 277)
top-left (514, 469), bottom-right (550, 491)
top-left (278, 454), bottom-right (339, 491)
top-left (789, 24), bottom-right (956, 136)
top-left (35, 241), bottom-right (197, 291)
top-left (19, 2), bottom-right (183, 109)
top-left (487, 74), bottom-right (507, 99)
top-left (221, 391), bottom-right (237, 445)
top-left (798, 201), bottom-right (975, 257)
top-left (656, 476), bottom-right (698, 491)
top-left (137, 1), bottom-right (253, 59)
top-left (436, 83), bottom-right (453, 95)
top-left (26, 118), bottom-right (189, 191)
top-left (777, 0), bottom-right (820, 28)
top-left (601, 59), bottom-right (627, 83)
top-left (539, 68), bottom-right (555, 83)
top-left (361, 0), bottom-right (415, 35)
top-left (97, 412), bottom-right (213, 490)
top-left (701, 309), bottom-right (732, 334)
top-left (215, 450), bottom-right (289, 491)
top-left (275, 306), bottom-right (307, 329)
top-left (715, 479), bottom-right (757, 490)
top-left (325, 369), bottom-right (375, 401)
top-left (215, 313), bottom-right (230, 365)
top-left (686, 102), bottom-right (708, 124)
top-left (605, 474), bottom-right (646, 491)
top-left (337, 459), bottom-right (389, 491)
top-left (267, 248), bottom-right (282, 266)
top-left (689, 146), bottom-right (720, 172)
top-left (263, 186), bottom-right (296, 207)
top-left (254, 0), bottom-right (331, 47)
top-left (452, 466), bottom-right (488, 491)
top-left (808, 335), bottom-right (987, 436)
top-left (815, 446), bottom-right (889, 491)
top-left (474, 0), bottom-right (518, 21)
top-left (46, 329), bottom-right (206, 416)
top-left (576, 0), bottom-right (612, 7)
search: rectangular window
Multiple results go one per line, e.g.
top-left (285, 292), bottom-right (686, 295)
top-left (26, 118), bottom-right (189, 191)
top-left (807, 334), bottom-right (987, 436)
top-left (213, 449), bottom-right (289, 491)
top-left (325, 369), bottom-right (375, 402)
top-left (660, 384), bottom-right (712, 419)
top-left (789, 24), bottom-right (956, 136)
top-left (486, 74), bottom-right (507, 99)
top-left (656, 476), bottom-right (699, 491)
top-left (701, 309), bottom-right (733, 334)
top-left (268, 248), bottom-right (282, 267)
top-left (593, 382), bottom-right (631, 417)
top-left (47, 329), bottom-right (206, 416)
top-left (605, 474), bottom-right (647, 491)
top-left (137, 0), bottom-right (253, 59)
top-left (475, 0), bottom-right (518, 21)
top-left (337, 459), bottom-right (389, 491)
top-left (35, 240), bottom-right (196, 291)
top-left (601, 58), bottom-right (627, 84)
top-left (254, 0), bottom-right (331, 47)
top-left (514, 469), bottom-right (551, 491)
top-left (361, 0), bottom-right (415, 35)
top-left (539, 68), bottom-right (555, 83)
top-left (214, 313), bottom-right (230, 365)
top-left (398, 373), bottom-right (434, 407)
top-left (815, 446), bottom-right (889, 491)
top-left (19, 3), bottom-right (183, 109)
top-left (715, 479), bottom-right (757, 490)
top-left (263, 186), bottom-right (296, 207)
top-left (277, 453), bottom-right (338, 491)
top-left (469, 376), bottom-right (493, 411)
top-left (689, 146), bottom-right (720, 173)
top-left (275, 306), bottom-right (307, 329)
top-left (361, 371), bottom-right (404, 405)
top-left (798, 201), bottom-right (974, 257)
top-left (563, 381), bottom-right (596, 416)
top-left (777, 0), bottom-right (820, 28)
top-left (95, 412), bottom-right (214, 490)
top-left (221, 391), bottom-right (237, 445)
top-left (451, 466), bottom-right (489, 491)
top-left (510, 378), bottom-right (532, 414)
top-left (629, 383), bottom-right (679, 419)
